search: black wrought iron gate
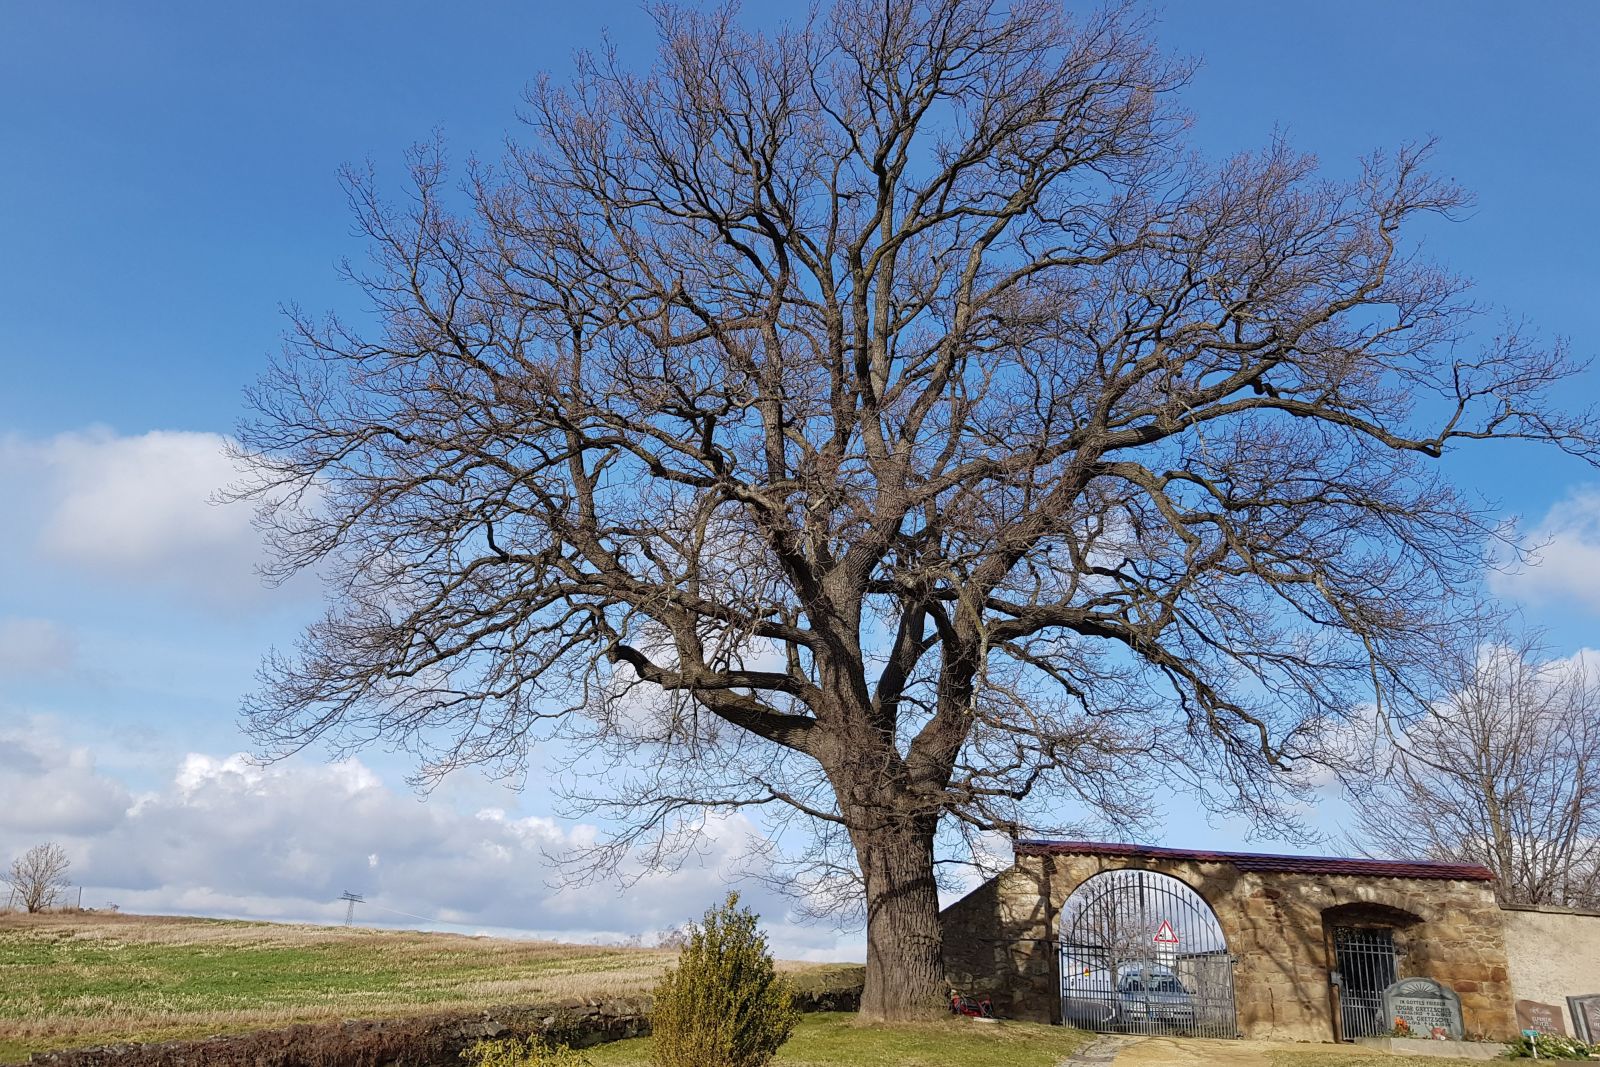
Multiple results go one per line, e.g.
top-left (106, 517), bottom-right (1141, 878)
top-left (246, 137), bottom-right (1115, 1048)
top-left (1059, 869), bottom-right (1237, 1038)
top-left (1332, 927), bottom-right (1398, 1040)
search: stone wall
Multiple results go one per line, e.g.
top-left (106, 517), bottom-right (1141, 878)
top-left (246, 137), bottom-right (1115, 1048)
top-left (1502, 904), bottom-right (1600, 1034)
top-left (940, 850), bottom-right (1517, 1042)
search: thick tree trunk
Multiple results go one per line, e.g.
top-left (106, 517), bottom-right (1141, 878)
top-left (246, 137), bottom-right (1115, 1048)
top-left (856, 818), bottom-right (946, 1021)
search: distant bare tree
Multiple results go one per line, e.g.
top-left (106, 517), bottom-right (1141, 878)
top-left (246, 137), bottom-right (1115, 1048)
top-left (7, 843), bottom-right (71, 913)
top-left (236, 0), bottom-right (1596, 1017)
top-left (656, 924), bottom-right (692, 950)
top-left (1351, 625), bottom-right (1600, 908)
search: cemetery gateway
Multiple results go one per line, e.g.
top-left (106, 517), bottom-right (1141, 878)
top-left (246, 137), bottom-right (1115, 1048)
top-left (940, 840), bottom-right (1600, 1042)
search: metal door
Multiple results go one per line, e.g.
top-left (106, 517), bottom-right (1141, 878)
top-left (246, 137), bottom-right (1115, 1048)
top-left (1059, 868), bottom-right (1237, 1038)
top-left (1332, 927), bottom-right (1398, 1040)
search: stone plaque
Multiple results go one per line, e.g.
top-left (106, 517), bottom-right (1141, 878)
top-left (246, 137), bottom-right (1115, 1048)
top-left (1569, 995), bottom-right (1600, 1044)
top-left (1382, 977), bottom-right (1464, 1040)
top-left (1516, 999), bottom-right (1569, 1036)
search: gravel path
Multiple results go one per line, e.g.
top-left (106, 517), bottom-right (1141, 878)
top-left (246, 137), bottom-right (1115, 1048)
top-left (1059, 1034), bottom-right (1142, 1064)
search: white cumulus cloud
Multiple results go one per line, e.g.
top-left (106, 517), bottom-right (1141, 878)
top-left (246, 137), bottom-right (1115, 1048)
top-left (0, 719), bottom-right (858, 959)
top-left (1491, 486), bottom-right (1600, 611)
top-left (0, 720), bottom-right (131, 835)
top-left (0, 428), bottom-right (284, 608)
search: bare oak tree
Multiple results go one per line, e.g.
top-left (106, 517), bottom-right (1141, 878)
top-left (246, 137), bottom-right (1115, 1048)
top-left (7, 843), bottom-right (71, 913)
top-left (236, 0), bottom-right (1596, 1017)
top-left (1350, 626), bottom-right (1600, 909)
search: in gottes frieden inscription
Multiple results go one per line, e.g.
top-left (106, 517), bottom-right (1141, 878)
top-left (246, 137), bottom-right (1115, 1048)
top-left (1382, 978), bottom-right (1464, 1040)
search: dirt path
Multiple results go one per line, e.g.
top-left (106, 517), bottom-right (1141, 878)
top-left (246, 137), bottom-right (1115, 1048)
top-left (1059, 1034), bottom-right (1141, 1064)
top-left (1100, 1034), bottom-right (1495, 1067)
top-left (1109, 1037), bottom-right (1274, 1066)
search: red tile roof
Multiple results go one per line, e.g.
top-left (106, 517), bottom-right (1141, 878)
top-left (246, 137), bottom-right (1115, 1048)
top-left (1014, 840), bottom-right (1495, 882)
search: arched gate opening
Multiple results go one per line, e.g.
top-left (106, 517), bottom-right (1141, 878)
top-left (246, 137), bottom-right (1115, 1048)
top-left (1059, 868), bottom-right (1237, 1038)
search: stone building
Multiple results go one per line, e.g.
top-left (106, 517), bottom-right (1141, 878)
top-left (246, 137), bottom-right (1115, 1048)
top-left (941, 840), bottom-right (1600, 1042)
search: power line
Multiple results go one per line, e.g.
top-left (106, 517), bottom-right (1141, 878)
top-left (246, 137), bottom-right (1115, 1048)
top-left (332, 891), bottom-right (479, 932)
top-left (358, 899), bottom-right (474, 929)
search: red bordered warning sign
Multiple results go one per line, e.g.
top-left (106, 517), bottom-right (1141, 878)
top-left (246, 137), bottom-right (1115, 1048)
top-left (1153, 919), bottom-right (1179, 945)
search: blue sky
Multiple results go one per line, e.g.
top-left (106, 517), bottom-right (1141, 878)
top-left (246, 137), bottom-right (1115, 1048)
top-left (2, 2), bottom-right (1598, 953)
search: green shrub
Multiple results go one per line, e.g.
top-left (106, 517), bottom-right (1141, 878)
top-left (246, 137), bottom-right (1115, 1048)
top-left (649, 892), bottom-right (799, 1067)
top-left (462, 1035), bottom-right (592, 1067)
top-left (1504, 1032), bottom-right (1599, 1059)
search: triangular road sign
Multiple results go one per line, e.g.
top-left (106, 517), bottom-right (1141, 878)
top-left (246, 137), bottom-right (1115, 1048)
top-left (1153, 919), bottom-right (1179, 944)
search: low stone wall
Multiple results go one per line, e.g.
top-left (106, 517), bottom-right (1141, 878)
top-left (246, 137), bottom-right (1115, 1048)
top-left (1353, 1037), bottom-right (1508, 1061)
top-left (25, 977), bottom-right (864, 1066)
top-left (1502, 904), bottom-right (1600, 1035)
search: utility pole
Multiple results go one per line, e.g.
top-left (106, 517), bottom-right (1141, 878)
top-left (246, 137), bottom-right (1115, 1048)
top-left (340, 891), bottom-right (365, 926)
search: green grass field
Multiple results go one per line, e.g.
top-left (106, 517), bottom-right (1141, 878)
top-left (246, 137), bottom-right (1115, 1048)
top-left (5, 913), bottom-right (1488, 1067)
top-left (583, 1013), bottom-right (1093, 1067)
top-left (0, 911), bottom-right (854, 1063)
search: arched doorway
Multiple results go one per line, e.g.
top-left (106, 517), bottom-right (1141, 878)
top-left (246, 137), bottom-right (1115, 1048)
top-left (1059, 868), bottom-right (1237, 1038)
top-left (1323, 902), bottom-right (1422, 1041)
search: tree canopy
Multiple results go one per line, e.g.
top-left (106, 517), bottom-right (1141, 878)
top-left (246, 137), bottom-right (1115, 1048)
top-left (237, 0), bottom-right (1595, 1017)
top-left (7, 843), bottom-right (71, 914)
top-left (1351, 624), bottom-right (1600, 909)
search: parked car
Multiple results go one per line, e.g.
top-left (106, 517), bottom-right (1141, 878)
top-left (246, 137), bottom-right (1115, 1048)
top-left (1062, 963), bottom-right (1197, 1031)
top-left (1112, 967), bottom-right (1197, 1029)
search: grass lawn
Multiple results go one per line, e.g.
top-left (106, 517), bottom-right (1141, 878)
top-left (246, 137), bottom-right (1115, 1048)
top-left (0, 912), bottom-right (857, 1064)
top-left (583, 1013), bottom-right (1094, 1067)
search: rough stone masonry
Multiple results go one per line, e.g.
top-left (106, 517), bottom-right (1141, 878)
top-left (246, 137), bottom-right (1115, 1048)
top-left (940, 841), bottom-right (1544, 1042)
